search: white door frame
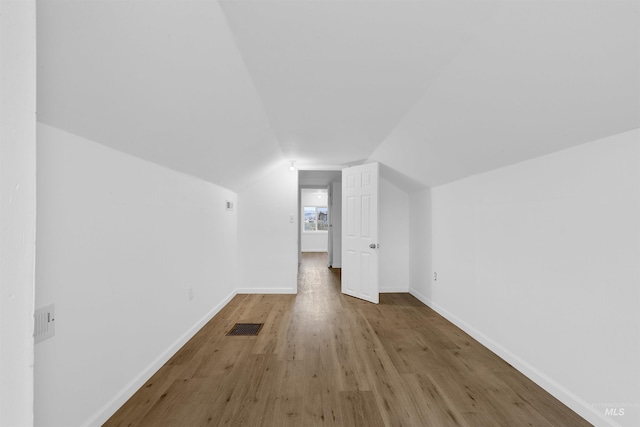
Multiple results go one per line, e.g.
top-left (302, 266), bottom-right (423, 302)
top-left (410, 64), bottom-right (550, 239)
top-left (296, 167), bottom-right (345, 273)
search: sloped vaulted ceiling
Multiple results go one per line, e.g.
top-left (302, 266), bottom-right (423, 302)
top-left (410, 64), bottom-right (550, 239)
top-left (37, 0), bottom-right (640, 191)
top-left (368, 1), bottom-right (640, 186)
top-left (218, 0), bottom-right (499, 166)
top-left (37, 0), bottom-right (284, 191)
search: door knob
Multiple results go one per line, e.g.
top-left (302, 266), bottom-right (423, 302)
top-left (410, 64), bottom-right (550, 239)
top-left (369, 243), bottom-right (378, 249)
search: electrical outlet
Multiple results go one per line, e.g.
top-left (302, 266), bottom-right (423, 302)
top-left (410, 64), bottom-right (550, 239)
top-left (434, 272), bottom-right (438, 282)
top-left (289, 215), bottom-right (294, 223)
top-left (188, 287), bottom-right (194, 301)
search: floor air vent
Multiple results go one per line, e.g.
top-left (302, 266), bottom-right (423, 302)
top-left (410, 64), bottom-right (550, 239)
top-left (226, 323), bottom-right (264, 336)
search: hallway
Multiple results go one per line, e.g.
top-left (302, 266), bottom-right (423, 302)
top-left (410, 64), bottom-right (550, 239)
top-left (105, 253), bottom-right (590, 426)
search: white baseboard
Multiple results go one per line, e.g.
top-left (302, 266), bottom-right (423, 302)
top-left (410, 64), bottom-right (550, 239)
top-left (408, 288), bottom-right (621, 427)
top-left (82, 289), bottom-right (238, 427)
top-left (379, 287), bottom-right (409, 293)
top-left (236, 287), bottom-right (297, 295)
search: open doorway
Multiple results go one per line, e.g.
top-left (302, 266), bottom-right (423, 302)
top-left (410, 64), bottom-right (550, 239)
top-left (298, 170), bottom-right (342, 270)
top-left (301, 188), bottom-right (329, 251)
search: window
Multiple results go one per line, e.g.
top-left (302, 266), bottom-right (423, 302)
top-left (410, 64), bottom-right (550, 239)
top-left (303, 206), bottom-right (328, 231)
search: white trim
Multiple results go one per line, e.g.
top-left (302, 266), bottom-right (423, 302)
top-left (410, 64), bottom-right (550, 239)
top-left (236, 288), bottom-right (297, 295)
top-left (81, 289), bottom-right (238, 427)
top-left (380, 287), bottom-right (409, 293)
top-left (408, 288), bottom-right (622, 427)
top-left (296, 164), bottom-right (346, 171)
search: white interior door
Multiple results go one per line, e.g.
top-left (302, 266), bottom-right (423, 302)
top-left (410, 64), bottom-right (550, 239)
top-left (342, 162), bottom-right (379, 304)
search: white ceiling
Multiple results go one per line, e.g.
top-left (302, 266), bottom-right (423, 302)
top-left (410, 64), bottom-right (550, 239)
top-left (369, 1), bottom-right (640, 186)
top-left (37, 0), bottom-right (640, 191)
top-left (37, 0), bottom-right (284, 191)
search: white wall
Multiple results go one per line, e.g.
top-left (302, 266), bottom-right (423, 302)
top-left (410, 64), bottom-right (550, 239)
top-left (416, 130), bottom-right (640, 427)
top-left (0, 1), bottom-right (37, 425)
top-left (35, 124), bottom-right (239, 427)
top-left (301, 233), bottom-right (328, 252)
top-left (301, 189), bottom-right (328, 252)
top-left (238, 164), bottom-right (298, 293)
top-left (330, 182), bottom-right (342, 267)
top-left (408, 188), bottom-right (431, 298)
top-left (379, 178), bottom-right (410, 292)
top-left (301, 189), bottom-right (328, 206)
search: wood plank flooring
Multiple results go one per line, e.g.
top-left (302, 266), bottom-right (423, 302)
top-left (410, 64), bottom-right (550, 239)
top-left (105, 252), bottom-right (591, 427)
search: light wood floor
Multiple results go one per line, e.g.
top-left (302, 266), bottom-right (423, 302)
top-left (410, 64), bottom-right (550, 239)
top-left (105, 252), bottom-right (591, 427)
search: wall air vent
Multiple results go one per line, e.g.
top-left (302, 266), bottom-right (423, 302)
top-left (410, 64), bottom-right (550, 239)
top-left (34, 303), bottom-right (56, 344)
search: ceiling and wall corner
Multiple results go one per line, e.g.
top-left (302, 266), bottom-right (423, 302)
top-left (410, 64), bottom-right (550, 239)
top-left (36, 0), bottom-right (640, 192)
